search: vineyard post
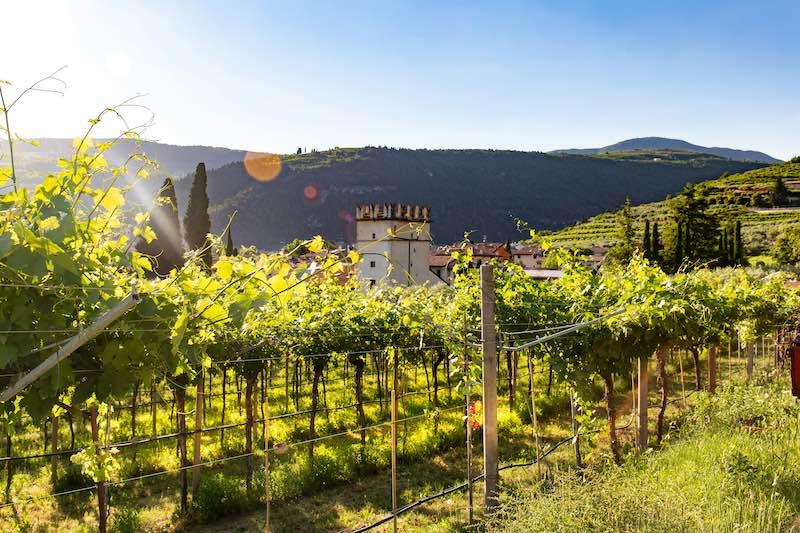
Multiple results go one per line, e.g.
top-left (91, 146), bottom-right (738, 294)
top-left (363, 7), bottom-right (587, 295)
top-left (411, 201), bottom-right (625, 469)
top-left (676, 348), bottom-right (687, 409)
top-left (526, 353), bottom-right (541, 477)
top-left (90, 406), bottom-right (108, 533)
top-left (390, 355), bottom-right (398, 533)
top-left (728, 335), bottom-right (733, 379)
top-left (746, 342), bottom-right (754, 382)
top-left (264, 362), bottom-right (271, 533)
top-left (708, 346), bottom-right (717, 394)
top-left (150, 384), bottom-right (156, 437)
top-left (570, 388), bottom-right (582, 469)
top-left (463, 316), bottom-right (474, 525)
top-left (480, 263), bottom-right (499, 512)
top-left (192, 370), bottom-right (204, 496)
top-left (50, 413), bottom-right (58, 486)
top-left (637, 356), bottom-right (648, 452)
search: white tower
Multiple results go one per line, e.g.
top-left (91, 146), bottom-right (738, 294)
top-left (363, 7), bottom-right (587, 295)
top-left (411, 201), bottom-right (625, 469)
top-left (355, 203), bottom-right (437, 286)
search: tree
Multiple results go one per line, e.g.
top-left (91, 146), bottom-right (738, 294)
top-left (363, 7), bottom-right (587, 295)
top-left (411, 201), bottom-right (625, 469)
top-left (674, 221), bottom-right (683, 271)
top-left (297, 147), bottom-right (302, 155)
top-left (136, 178), bottom-right (185, 277)
top-left (772, 226), bottom-right (800, 264)
top-left (721, 227), bottom-right (729, 266)
top-left (734, 220), bottom-right (744, 265)
top-left (770, 177), bottom-right (789, 207)
top-left (667, 183), bottom-right (720, 268)
top-left (642, 220), bottom-right (651, 261)
top-left (224, 226), bottom-right (238, 257)
top-left (606, 198), bottom-right (636, 264)
top-left (183, 162), bottom-right (212, 267)
top-left (652, 222), bottom-right (661, 264)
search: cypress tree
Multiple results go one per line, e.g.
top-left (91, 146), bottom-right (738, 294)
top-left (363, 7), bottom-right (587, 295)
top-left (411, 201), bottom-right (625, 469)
top-left (183, 162), bottom-right (212, 267)
top-left (136, 178), bottom-right (185, 277)
top-left (735, 220), bottom-right (744, 265)
top-left (652, 222), bottom-right (661, 264)
top-left (717, 233), bottom-right (725, 265)
top-left (224, 226), bottom-right (238, 257)
top-left (721, 228), bottom-right (729, 265)
top-left (642, 220), bottom-right (651, 260)
top-left (684, 220), bottom-right (692, 261)
top-left (674, 221), bottom-right (683, 270)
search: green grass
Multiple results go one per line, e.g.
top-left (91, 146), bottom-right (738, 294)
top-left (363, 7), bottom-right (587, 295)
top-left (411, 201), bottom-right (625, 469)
top-left (490, 372), bottom-right (800, 533)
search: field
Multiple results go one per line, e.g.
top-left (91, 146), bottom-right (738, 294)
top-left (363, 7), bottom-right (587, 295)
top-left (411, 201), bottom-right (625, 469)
top-left (0, 333), bottom-right (783, 533)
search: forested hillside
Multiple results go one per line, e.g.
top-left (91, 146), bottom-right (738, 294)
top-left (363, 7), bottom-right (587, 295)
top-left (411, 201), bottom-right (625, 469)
top-left (183, 147), bottom-right (763, 249)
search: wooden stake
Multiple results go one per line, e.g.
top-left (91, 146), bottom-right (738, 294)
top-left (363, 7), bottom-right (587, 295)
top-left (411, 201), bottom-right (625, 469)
top-left (676, 348), bottom-right (687, 409)
top-left (463, 317), bottom-right (473, 525)
top-left (708, 346), bottom-right (717, 394)
top-left (746, 342), bottom-right (754, 382)
top-left (480, 263), bottom-right (499, 512)
top-left (570, 388), bottom-right (582, 469)
top-left (264, 363), bottom-right (271, 533)
top-left (637, 357), bottom-right (649, 452)
top-left (391, 384), bottom-right (398, 533)
top-left (192, 371), bottom-right (204, 496)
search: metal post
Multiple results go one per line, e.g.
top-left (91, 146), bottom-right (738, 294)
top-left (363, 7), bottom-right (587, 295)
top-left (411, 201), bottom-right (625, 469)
top-left (480, 264), bottom-right (499, 512)
top-left (637, 357), bottom-right (649, 452)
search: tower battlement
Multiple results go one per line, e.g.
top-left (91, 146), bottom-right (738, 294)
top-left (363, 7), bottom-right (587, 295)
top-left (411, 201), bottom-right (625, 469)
top-left (356, 203), bottom-right (431, 222)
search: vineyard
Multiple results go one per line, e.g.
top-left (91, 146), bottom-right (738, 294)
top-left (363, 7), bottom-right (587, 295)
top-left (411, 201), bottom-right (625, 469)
top-left (1, 97), bottom-right (800, 532)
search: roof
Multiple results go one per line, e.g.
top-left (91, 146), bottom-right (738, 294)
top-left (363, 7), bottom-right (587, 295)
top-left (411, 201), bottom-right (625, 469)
top-left (524, 269), bottom-right (564, 279)
top-left (428, 254), bottom-right (455, 268)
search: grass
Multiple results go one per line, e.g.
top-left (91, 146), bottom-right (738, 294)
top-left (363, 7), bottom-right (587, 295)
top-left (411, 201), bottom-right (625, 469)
top-left (490, 370), bottom-right (800, 533)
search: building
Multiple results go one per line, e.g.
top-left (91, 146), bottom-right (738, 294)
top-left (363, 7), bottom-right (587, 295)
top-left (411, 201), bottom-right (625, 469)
top-left (355, 203), bottom-right (440, 286)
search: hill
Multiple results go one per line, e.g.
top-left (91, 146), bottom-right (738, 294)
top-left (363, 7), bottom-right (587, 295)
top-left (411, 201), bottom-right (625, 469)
top-left (554, 137), bottom-right (780, 164)
top-left (180, 147), bottom-right (765, 250)
top-left (2, 138), bottom-right (246, 201)
top-left (552, 160), bottom-right (800, 255)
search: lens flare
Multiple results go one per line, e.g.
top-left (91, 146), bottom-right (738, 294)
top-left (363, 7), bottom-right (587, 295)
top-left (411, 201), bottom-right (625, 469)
top-left (303, 185), bottom-right (318, 200)
top-left (243, 152), bottom-right (281, 182)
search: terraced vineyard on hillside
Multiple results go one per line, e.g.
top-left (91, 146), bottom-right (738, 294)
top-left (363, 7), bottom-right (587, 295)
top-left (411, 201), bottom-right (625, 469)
top-left (552, 161), bottom-right (800, 255)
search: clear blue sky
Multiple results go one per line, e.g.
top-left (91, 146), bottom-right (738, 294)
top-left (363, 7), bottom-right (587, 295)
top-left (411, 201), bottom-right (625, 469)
top-left (5, 0), bottom-right (799, 159)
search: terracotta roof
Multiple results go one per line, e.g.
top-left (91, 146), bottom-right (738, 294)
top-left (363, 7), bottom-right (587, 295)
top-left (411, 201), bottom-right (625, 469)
top-left (428, 254), bottom-right (455, 268)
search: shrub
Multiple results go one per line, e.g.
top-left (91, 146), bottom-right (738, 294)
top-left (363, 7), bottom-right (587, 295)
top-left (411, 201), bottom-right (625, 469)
top-left (54, 463), bottom-right (93, 516)
top-left (191, 473), bottom-right (251, 522)
top-left (110, 505), bottom-right (141, 533)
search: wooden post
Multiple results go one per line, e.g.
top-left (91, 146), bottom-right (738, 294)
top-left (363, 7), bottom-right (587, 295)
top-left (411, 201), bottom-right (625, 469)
top-left (637, 356), bottom-right (649, 452)
top-left (746, 342), bottom-right (754, 382)
top-left (480, 263), bottom-right (499, 512)
top-left (708, 346), bottom-right (717, 394)
top-left (50, 414), bottom-right (59, 486)
top-left (90, 406), bottom-right (107, 533)
top-left (570, 389), bottom-right (582, 469)
top-left (390, 384), bottom-right (398, 533)
top-left (192, 371), bottom-right (204, 496)
top-left (463, 318), bottom-right (473, 525)
top-left (264, 363), bottom-right (271, 533)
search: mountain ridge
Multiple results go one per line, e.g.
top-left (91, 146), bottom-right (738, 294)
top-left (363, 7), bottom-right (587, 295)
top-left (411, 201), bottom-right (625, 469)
top-left (553, 136), bottom-right (780, 164)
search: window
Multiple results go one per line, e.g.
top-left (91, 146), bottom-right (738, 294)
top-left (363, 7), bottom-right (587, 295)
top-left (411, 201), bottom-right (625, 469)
top-left (372, 233), bottom-right (376, 239)
top-left (369, 279), bottom-right (376, 287)
top-left (370, 261), bottom-right (376, 268)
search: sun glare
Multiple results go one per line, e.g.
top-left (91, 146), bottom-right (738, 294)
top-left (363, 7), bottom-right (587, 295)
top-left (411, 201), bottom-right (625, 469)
top-left (243, 151), bottom-right (281, 182)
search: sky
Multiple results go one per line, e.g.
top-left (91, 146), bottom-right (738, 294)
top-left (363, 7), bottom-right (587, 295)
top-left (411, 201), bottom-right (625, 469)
top-left (3, 0), bottom-right (799, 159)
